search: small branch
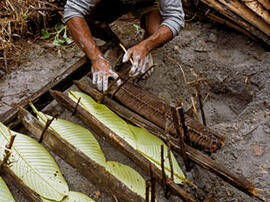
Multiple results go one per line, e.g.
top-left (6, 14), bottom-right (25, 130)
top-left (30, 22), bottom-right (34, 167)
top-left (39, 114), bottom-right (58, 143)
top-left (30, 7), bottom-right (64, 11)
top-left (149, 165), bottom-right (156, 202)
top-left (72, 97), bottom-right (81, 116)
top-left (161, 145), bottom-right (168, 198)
top-left (145, 180), bottom-right (150, 202)
top-left (0, 130), bottom-right (16, 170)
top-left (195, 82), bottom-right (207, 126)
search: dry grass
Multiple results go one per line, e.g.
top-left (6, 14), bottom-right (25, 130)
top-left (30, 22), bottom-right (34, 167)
top-left (0, 0), bottom-right (64, 76)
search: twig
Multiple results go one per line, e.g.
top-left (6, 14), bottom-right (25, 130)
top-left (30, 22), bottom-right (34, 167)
top-left (145, 180), bottom-right (151, 202)
top-left (30, 7), bottom-right (64, 11)
top-left (119, 43), bottom-right (133, 64)
top-left (161, 145), bottom-right (168, 198)
top-left (150, 165), bottom-right (156, 202)
top-left (3, 51), bottom-right (8, 73)
top-left (39, 114), bottom-right (58, 143)
top-left (152, 53), bottom-right (187, 84)
top-left (195, 82), bottom-right (207, 126)
top-left (72, 97), bottom-right (81, 116)
top-left (0, 129), bottom-right (16, 170)
top-left (171, 103), bottom-right (191, 172)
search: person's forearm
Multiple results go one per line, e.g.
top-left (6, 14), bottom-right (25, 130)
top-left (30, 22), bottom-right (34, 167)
top-left (141, 25), bottom-right (173, 52)
top-left (66, 17), bottom-right (103, 62)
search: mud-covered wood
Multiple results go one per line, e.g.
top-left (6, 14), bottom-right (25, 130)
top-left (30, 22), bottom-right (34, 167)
top-left (0, 56), bottom-right (90, 129)
top-left (18, 107), bottom-right (145, 202)
top-left (108, 82), bottom-right (224, 153)
top-left (50, 90), bottom-right (196, 202)
top-left (0, 166), bottom-right (42, 202)
top-left (74, 81), bottom-right (264, 201)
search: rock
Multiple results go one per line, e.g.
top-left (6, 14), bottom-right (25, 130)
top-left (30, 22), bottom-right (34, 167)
top-left (208, 33), bottom-right (217, 43)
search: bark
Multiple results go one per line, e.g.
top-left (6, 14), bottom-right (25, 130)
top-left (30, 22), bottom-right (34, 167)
top-left (18, 107), bottom-right (145, 202)
top-left (109, 82), bottom-right (224, 153)
top-left (49, 90), bottom-right (196, 202)
top-left (257, 0), bottom-right (270, 10)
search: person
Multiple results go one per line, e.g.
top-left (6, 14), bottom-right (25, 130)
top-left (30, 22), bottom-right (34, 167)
top-left (64, 0), bottom-right (184, 92)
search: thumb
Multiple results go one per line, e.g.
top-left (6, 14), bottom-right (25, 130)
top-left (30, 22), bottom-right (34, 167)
top-left (122, 49), bottom-right (131, 63)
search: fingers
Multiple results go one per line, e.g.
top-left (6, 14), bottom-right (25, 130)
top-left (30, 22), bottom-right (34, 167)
top-left (122, 50), bottom-right (131, 63)
top-left (92, 69), bottom-right (121, 92)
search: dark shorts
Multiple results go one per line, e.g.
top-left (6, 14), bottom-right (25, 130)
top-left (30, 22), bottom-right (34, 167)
top-left (88, 0), bottom-right (157, 24)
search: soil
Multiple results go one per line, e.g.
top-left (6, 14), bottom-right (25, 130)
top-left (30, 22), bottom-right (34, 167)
top-left (0, 17), bottom-right (269, 201)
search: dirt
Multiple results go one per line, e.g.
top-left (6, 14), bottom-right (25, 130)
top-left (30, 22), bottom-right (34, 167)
top-left (0, 18), bottom-right (270, 201)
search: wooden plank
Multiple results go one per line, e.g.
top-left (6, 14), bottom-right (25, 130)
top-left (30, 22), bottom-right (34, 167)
top-left (74, 80), bottom-right (264, 201)
top-left (50, 90), bottom-right (196, 202)
top-left (18, 107), bottom-right (144, 202)
top-left (0, 56), bottom-right (90, 128)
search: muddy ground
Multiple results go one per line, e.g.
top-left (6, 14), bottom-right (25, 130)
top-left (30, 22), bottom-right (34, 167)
top-left (0, 17), bottom-right (269, 201)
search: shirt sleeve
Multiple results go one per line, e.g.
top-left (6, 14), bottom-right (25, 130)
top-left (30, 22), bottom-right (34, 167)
top-left (159, 0), bottom-right (185, 37)
top-left (63, 0), bottom-right (96, 23)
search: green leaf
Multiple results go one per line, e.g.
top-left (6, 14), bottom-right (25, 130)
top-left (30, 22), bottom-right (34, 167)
top-left (63, 29), bottom-right (73, 45)
top-left (41, 29), bottom-right (51, 40)
top-left (0, 122), bottom-right (69, 201)
top-left (106, 161), bottom-right (145, 198)
top-left (30, 103), bottom-right (146, 199)
top-left (55, 24), bottom-right (66, 32)
top-left (69, 91), bottom-right (137, 148)
top-left (129, 125), bottom-right (186, 184)
top-left (53, 38), bottom-right (65, 46)
top-left (29, 103), bottom-right (106, 167)
top-left (68, 91), bottom-right (186, 184)
top-left (0, 176), bottom-right (15, 202)
top-left (42, 191), bottom-right (95, 202)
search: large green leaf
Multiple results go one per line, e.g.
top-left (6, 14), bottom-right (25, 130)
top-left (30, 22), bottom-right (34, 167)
top-left (129, 125), bottom-right (186, 184)
top-left (30, 103), bottom-right (106, 167)
top-left (0, 176), bottom-right (15, 202)
top-left (42, 191), bottom-right (95, 202)
top-left (30, 104), bottom-right (146, 199)
top-left (69, 91), bottom-right (137, 148)
top-left (68, 91), bottom-right (186, 184)
top-left (106, 161), bottom-right (145, 198)
top-left (0, 122), bottom-right (69, 201)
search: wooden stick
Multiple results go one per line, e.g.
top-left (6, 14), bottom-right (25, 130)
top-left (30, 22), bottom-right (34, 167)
top-left (72, 97), bottom-right (81, 116)
top-left (171, 104), bottom-right (191, 171)
top-left (39, 114), bottom-right (58, 143)
top-left (0, 132), bottom-right (16, 170)
top-left (18, 107), bottom-right (145, 202)
top-left (145, 180), bottom-right (151, 202)
top-left (150, 165), bottom-right (156, 202)
top-left (50, 90), bottom-right (196, 202)
top-left (160, 145), bottom-right (168, 198)
top-left (216, 0), bottom-right (270, 36)
top-left (195, 82), bottom-right (207, 126)
top-left (73, 81), bottom-right (265, 201)
top-left (240, 0), bottom-right (270, 25)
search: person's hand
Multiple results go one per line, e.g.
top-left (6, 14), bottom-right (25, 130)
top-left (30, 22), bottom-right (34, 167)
top-left (122, 43), bottom-right (153, 76)
top-left (92, 55), bottom-right (121, 92)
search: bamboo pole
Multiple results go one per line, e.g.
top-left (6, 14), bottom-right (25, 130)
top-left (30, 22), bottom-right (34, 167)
top-left (241, 0), bottom-right (270, 24)
top-left (216, 0), bottom-right (270, 36)
top-left (257, 0), bottom-right (270, 10)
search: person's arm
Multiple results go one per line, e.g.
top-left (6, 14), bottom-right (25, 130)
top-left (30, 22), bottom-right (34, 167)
top-left (64, 0), bottom-right (120, 92)
top-left (123, 0), bottom-right (185, 75)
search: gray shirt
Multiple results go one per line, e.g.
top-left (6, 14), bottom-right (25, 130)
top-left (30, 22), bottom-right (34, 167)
top-left (64, 0), bottom-right (184, 37)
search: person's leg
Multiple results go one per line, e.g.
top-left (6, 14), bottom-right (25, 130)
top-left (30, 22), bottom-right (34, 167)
top-left (141, 10), bottom-right (162, 36)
